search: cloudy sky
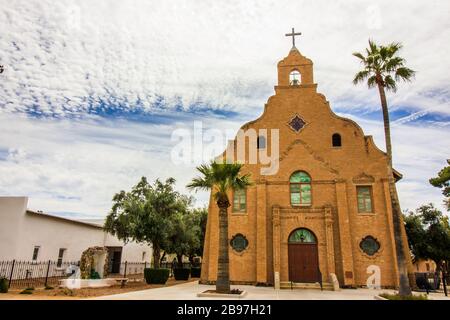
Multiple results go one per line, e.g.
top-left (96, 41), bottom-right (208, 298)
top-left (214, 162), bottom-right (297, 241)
top-left (0, 0), bottom-right (449, 218)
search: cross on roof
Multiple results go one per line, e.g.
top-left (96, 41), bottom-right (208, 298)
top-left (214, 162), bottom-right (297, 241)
top-left (285, 27), bottom-right (302, 48)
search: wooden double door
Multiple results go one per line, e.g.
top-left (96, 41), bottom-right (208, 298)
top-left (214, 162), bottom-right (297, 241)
top-left (288, 243), bottom-right (319, 283)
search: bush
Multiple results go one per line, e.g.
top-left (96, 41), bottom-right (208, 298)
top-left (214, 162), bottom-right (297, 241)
top-left (173, 268), bottom-right (190, 280)
top-left (190, 267), bottom-right (201, 278)
top-left (0, 277), bottom-right (8, 293)
top-left (379, 292), bottom-right (428, 300)
top-left (90, 269), bottom-right (101, 279)
top-left (144, 268), bottom-right (170, 284)
top-left (45, 285), bottom-right (54, 290)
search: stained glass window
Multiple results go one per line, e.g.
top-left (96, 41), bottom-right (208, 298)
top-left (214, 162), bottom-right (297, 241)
top-left (233, 189), bottom-right (246, 212)
top-left (230, 234), bottom-right (249, 252)
top-left (289, 228), bottom-right (316, 243)
top-left (360, 236), bottom-right (380, 256)
top-left (288, 115), bottom-right (306, 132)
top-left (290, 171), bottom-right (311, 206)
top-left (357, 186), bottom-right (373, 213)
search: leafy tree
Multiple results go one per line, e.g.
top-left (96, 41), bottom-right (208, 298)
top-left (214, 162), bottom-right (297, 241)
top-left (187, 161), bottom-right (251, 293)
top-left (187, 207), bottom-right (208, 261)
top-left (404, 204), bottom-right (450, 294)
top-left (353, 40), bottom-right (415, 296)
top-left (104, 177), bottom-right (190, 268)
top-left (165, 209), bottom-right (202, 268)
top-left (429, 160), bottom-right (450, 210)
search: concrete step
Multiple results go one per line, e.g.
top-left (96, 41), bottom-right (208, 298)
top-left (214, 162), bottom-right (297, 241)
top-left (280, 281), bottom-right (335, 291)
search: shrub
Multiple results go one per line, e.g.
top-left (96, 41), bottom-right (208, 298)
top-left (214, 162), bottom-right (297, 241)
top-left (173, 268), bottom-right (190, 280)
top-left (90, 269), bottom-right (101, 279)
top-left (25, 287), bottom-right (35, 291)
top-left (379, 292), bottom-right (428, 300)
top-left (45, 285), bottom-right (54, 290)
top-left (144, 268), bottom-right (170, 284)
top-left (190, 267), bottom-right (201, 278)
top-left (0, 277), bottom-right (8, 293)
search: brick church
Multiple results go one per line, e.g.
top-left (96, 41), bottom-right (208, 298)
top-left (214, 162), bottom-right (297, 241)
top-left (200, 33), bottom-right (413, 289)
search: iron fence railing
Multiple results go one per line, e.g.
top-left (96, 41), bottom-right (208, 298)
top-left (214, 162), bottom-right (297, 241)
top-left (114, 261), bottom-right (201, 279)
top-left (0, 260), bottom-right (202, 288)
top-left (0, 260), bottom-right (79, 289)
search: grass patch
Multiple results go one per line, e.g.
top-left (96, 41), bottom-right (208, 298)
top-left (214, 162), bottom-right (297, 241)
top-left (379, 292), bottom-right (428, 300)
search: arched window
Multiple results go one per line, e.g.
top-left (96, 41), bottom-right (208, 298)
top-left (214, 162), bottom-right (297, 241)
top-left (289, 171), bottom-right (311, 206)
top-left (289, 70), bottom-right (301, 86)
top-left (332, 133), bottom-right (341, 147)
top-left (289, 228), bottom-right (316, 243)
top-left (257, 135), bottom-right (266, 149)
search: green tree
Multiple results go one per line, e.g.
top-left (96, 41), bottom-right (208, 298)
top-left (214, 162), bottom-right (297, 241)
top-left (187, 161), bottom-right (251, 293)
top-left (353, 40), bottom-right (415, 296)
top-left (429, 160), bottom-right (450, 210)
top-left (104, 177), bottom-right (190, 268)
top-left (165, 209), bottom-right (202, 268)
top-left (404, 204), bottom-right (450, 294)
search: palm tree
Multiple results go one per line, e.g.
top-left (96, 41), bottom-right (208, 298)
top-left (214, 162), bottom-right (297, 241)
top-left (353, 40), bottom-right (415, 296)
top-left (187, 161), bottom-right (252, 293)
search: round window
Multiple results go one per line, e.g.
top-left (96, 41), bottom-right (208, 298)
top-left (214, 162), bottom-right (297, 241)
top-left (360, 236), bottom-right (380, 256)
top-left (230, 234), bottom-right (249, 252)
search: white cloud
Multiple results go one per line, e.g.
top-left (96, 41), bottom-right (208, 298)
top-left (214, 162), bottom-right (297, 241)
top-left (1, 0), bottom-right (450, 117)
top-left (340, 113), bottom-right (449, 212)
top-left (0, 1), bottom-right (448, 216)
top-left (0, 111), bottom-right (448, 218)
top-left (0, 113), bottom-right (243, 217)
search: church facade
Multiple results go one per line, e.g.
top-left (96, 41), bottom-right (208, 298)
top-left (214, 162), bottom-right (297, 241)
top-left (200, 43), bottom-right (413, 289)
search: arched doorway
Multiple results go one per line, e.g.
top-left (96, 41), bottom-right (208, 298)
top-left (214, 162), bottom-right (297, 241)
top-left (288, 228), bottom-right (319, 283)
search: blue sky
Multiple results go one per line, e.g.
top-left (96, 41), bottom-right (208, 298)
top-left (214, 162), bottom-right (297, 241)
top-left (0, 0), bottom-right (449, 218)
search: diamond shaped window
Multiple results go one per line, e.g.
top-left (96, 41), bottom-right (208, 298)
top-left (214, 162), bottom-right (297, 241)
top-left (288, 115), bottom-right (306, 132)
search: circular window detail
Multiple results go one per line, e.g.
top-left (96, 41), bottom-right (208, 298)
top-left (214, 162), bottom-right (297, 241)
top-left (230, 234), bottom-right (249, 252)
top-left (360, 236), bottom-right (380, 256)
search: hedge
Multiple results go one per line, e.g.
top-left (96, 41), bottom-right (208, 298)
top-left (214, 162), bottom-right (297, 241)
top-left (190, 267), bottom-right (201, 278)
top-left (0, 278), bottom-right (8, 293)
top-left (144, 268), bottom-right (170, 284)
top-left (173, 268), bottom-right (190, 280)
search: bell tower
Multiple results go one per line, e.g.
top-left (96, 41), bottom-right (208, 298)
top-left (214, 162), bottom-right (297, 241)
top-left (276, 28), bottom-right (316, 90)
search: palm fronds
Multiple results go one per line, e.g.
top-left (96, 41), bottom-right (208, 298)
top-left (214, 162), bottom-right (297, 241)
top-left (352, 39), bottom-right (415, 91)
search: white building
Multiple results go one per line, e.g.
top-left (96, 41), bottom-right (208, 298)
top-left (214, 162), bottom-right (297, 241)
top-left (0, 197), bottom-right (152, 273)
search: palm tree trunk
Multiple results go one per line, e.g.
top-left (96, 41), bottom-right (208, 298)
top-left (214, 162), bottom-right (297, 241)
top-left (377, 81), bottom-right (412, 296)
top-left (216, 199), bottom-right (230, 293)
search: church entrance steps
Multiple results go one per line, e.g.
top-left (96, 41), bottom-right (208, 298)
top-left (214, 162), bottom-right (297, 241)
top-left (280, 281), bottom-right (335, 291)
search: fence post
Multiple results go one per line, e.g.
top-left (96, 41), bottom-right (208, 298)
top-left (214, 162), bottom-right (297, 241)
top-left (123, 261), bottom-right (128, 278)
top-left (44, 260), bottom-right (51, 287)
top-left (8, 260), bottom-right (15, 288)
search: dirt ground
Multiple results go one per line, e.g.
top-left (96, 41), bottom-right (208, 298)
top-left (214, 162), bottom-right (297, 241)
top-left (0, 278), bottom-right (196, 300)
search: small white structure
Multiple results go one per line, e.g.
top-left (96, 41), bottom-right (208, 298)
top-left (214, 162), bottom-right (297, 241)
top-left (0, 197), bottom-right (152, 269)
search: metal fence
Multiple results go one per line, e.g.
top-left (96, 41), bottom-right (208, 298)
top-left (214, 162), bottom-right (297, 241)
top-left (0, 260), bottom-right (79, 289)
top-left (115, 261), bottom-right (201, 279)
top-left (0, 260), bottom-right (201, 289)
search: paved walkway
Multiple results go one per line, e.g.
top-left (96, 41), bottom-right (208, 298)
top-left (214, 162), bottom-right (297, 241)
top-left (91, 281), bottom-right (450, 300)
